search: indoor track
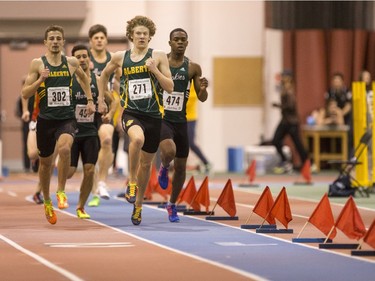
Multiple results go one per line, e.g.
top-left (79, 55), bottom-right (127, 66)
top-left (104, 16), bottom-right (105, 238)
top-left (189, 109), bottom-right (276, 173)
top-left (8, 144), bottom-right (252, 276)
top-left (1, 171), bottom-right (374, 281)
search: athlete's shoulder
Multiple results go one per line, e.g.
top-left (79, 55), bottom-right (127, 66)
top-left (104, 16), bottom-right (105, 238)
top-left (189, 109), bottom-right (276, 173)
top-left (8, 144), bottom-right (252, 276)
top-left (151, 49), bottom-right (167, 56)
top-left (188, 59), bottom-right (202, 75)
top-left (31, 57), bottom-right (44, 67)
top-left (188, 58), bottom-right (200, 68)
top-left (112, 50), bottom-right (126, 61)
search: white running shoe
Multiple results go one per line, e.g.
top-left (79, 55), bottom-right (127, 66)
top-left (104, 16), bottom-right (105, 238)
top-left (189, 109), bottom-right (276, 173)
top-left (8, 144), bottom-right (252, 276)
top-left (98, 181), bottom-right (110, 200)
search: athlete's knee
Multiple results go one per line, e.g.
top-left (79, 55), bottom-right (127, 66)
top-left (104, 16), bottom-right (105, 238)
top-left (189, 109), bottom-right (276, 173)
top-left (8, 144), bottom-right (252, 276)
top-left (130, 135), bottom-right (144, 149)
top-left (58, 144), bottom-right (71, 157)
top-left (39, 156), bottom-right (53, 169)
top-left (100, 134), bottom-right (113, 148)
top-left (83, 164), bottom-right (95, 177)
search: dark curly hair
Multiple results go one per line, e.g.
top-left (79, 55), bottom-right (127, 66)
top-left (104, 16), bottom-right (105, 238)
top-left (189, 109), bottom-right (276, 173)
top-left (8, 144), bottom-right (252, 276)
top-left (126, 15), bottom-right (156, 42)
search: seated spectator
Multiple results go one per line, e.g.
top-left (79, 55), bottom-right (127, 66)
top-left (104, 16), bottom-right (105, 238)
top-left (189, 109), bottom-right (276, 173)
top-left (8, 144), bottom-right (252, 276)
top-left (315, 98), bottom-right (344, 126)
top-left (325, 72), bottom-right (353, 156)
top-left (324, 72), bottom-right (351, 125)
top-left (359, 70), bottom-right (373, 124)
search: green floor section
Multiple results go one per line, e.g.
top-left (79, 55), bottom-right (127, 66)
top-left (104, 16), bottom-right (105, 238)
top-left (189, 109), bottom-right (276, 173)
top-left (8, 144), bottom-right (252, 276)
top-left (202, 171), bottom-right (375, 210)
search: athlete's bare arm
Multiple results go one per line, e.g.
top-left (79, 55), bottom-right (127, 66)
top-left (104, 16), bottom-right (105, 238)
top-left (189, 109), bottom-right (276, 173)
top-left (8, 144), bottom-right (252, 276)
top-left (98, 51), bottom-right (124, 114)
top-left (190, 61), bottom-right (208, 102)
top-left (68, 56), bottom-right (95, 115)
top-left (22, 59), bottom-right (49, 99)
top-left (147, 50), bottom-right (173, 93)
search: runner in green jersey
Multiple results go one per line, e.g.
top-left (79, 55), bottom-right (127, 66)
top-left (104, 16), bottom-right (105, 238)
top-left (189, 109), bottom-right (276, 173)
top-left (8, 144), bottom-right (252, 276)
top-left (98, 16), bottom-right (173, 225)
top-left (158, 28), bottom-right (208, 223)
top-left (22, 25), bottom-right (95, 225)
top-left (68, 44), bottom-right (117, 219)
top-left (88, 24), bottom-right (116, 203)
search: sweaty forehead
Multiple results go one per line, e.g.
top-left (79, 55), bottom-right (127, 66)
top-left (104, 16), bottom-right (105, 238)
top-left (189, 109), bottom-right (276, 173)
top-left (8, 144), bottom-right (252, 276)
top-left (133, 25), bottom-right (149, 33)
top-left (172, 31), bottom-right (187, 38)
top-left (47, 31), bottom-right (63, 38)
top-left (92, 32), bottom-right (106, 38)
top-left (74, 50), bottom-right (88, 56)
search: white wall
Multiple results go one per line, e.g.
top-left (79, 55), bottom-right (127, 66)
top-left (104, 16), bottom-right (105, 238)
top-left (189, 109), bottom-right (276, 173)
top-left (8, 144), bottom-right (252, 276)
top-left (81, 0), bottom-right (281, 172)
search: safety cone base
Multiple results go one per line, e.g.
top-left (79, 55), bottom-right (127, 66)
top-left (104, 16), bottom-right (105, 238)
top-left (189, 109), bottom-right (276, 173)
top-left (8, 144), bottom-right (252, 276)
top-left (256, 228), bottom-right (293, 234)
top-left (292, 238), bottom-right (332, 243)
top-left (206, 216), bottom-right (239, 221)
top-left (238, 183), bottom-right (260, 188)
top-left (351, 250), bottom-right (375, 256)
top-left (241, 224), bottom-right (276, 229)
top-left (293, 181), bottom-right (313, 185)
top-left (183, 210), bottom-right (214, 216)
top-left (319, 243), bottom-right (359, 249)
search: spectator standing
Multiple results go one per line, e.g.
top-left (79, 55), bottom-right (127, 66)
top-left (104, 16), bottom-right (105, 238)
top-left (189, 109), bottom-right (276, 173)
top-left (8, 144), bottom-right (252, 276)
top-left (272, 70), bottom-right (309, 174)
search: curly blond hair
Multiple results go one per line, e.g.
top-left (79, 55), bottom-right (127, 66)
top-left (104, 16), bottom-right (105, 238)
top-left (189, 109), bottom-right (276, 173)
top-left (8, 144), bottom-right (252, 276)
top-left (126, 15), bottom-right (156, 42)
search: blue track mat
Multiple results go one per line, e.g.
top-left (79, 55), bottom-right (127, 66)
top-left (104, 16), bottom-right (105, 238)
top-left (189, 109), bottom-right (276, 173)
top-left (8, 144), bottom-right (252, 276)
top-left (60, 191), bottom-right (375, 281)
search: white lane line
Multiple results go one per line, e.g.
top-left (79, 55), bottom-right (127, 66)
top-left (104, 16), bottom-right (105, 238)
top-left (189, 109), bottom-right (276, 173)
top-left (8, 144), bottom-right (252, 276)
top-left (45, 242), bottom-right (134, 248)
top-left (89, 199), bottom-right (269, 281)
top-left (7, 191), bottom-right (17, 197)
top-left (0, 234), bottom-right (84, 281)
top-left (215, 242), bottom-right (278, 247)
top-left (195, 213), bottom-right (375, 265)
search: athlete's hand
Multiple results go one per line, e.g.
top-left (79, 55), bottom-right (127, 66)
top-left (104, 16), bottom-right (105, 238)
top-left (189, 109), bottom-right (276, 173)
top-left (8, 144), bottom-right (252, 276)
top-left (86, 101), bottom-right (96, 115)
top-left (39, 67), bottom-right (50, 82)
top-left (98, 99), bottom-right (108, 114)
top-left (21, 111), bottom-right (30, 122)
top-left (101, 113), bottom-right (112, 124)
top-left (145, 58), bottom-right (157, 73)
top-left (199, 77), bottom-right (208, 90)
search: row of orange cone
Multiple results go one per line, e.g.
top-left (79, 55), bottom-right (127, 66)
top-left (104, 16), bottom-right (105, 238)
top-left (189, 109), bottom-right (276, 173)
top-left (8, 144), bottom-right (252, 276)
top-left (144, 165), bottom-right (374, 249)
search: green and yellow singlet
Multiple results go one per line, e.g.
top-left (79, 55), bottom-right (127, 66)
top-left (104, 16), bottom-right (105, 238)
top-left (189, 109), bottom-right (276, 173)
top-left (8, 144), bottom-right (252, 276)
top-left (163, 57), bottom-right (190, 123)
top-left (37, 56), bottom-right (74, 120)
top-left (120, 48), bottom-right (163, 118)
top-left (71, 72), bottom-right (98, 137)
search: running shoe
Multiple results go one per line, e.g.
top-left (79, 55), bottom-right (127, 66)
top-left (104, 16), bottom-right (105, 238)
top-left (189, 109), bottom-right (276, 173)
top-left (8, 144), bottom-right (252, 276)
top-left (273, 162), bottom-right (293, 175)
top-left (158, 165), bottom-right (169, 189)
top-left (76, 208), bottom-right (91, 219)
top-left (56, 191), bottom-right (69, 209)
top-left (166, 204), bottom-right (180, 223)
top-left (88, 195), bottom-right (100, 207)
top-left (33, 192), bottom-right (44, 204)
top-left (44, 200), bottom-right (57, 224)
top-left (131, 205), bottom-right (142, 225)
top-left (98, 181), bottom-right (110, 200)
top-left (203, 163), bottom-right (213, 174)
top-left (125, 183), bottom-right (138, 204)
